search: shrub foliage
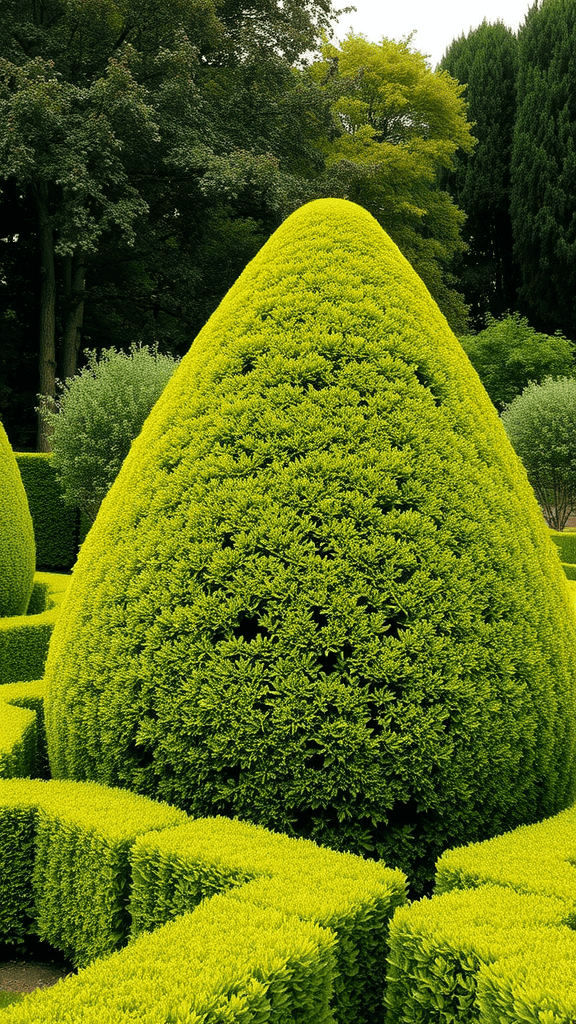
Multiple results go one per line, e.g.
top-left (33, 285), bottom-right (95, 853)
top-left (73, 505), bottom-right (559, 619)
top-left (0, 420), bottom-right (35, 617)
top-left (44, 199), bottom-right (576, 891)
top-left (502, 376), bottom-right (576, 531)
top-left (39, 345), bottom-right (179, 524)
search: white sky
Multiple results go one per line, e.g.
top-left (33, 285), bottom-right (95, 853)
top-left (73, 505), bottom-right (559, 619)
top-left (331, 0), bottom-right (533, 68)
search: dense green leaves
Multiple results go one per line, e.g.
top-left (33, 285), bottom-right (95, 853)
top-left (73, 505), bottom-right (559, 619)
top-left (45, 199), bottom-right (576, 894)
top-left (440, 21), bottom-right (518, 326)
top-left (511, 0), bottom-right (576, 336)
top-left (460, 312), bottom-right (576, 409)
top-left (309, 34), bottom-right (475, 332)
top-left (502, 376), bottom-right (576, 530)
top-left (39, 345), bottom-right (179, 523)
top-left (0, 420), bottom-right (35, 617)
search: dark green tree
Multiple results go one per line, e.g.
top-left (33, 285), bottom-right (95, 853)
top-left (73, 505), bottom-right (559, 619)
top-left (511, 0), bottom-right (576, 337)
top-left (440, 21), bottom-right (519, 327)
top-left (0, 0), bottom-right (342, 450)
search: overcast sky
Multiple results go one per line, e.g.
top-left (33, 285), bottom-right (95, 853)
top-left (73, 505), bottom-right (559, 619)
top-left (331, 0), bottom-right (532, 67)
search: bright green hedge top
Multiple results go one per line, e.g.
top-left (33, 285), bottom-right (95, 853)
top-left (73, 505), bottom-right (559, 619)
top-left (44, 198), bottom-right (576, 892)
top-left (0, 422), bottom-right (35, 617)
top-left (435, 803), bottom-right (576, 912)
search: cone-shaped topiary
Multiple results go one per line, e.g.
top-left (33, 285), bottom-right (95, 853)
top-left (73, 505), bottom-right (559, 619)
top-left (44, 200), bottom-right (576, 892)
top-left (0, 420), bottom-right (35, 617)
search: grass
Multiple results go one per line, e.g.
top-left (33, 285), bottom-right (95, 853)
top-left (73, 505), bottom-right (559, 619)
top-left (0, 991), bottom-right (24, 1009)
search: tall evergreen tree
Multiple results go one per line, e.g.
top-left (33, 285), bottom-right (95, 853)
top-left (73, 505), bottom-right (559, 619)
top-left (511, 0), bottom-right (576, 337)
top-left (440, 21), bottom-right (518, 327)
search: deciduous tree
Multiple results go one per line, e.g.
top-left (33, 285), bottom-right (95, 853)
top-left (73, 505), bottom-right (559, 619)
top-left (461, 312), bottom-right (576, 409)
top-left (502, 376), bottom-right (576, 530)
top-left (309, 33), bottom-right (476, 331)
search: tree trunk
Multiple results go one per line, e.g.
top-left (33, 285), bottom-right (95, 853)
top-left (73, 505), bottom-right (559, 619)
top-left (34, 185), bottom-right (57, 452)
top-left (61, 251), bottom-right (86, 382)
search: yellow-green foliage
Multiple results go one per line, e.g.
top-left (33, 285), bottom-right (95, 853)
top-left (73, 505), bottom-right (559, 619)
top-left (44, 198), bottom-right (576, 892)
top-left (0, 422), bottom-right (35, 617)
top-left (0, 778), bottom-right (406, 1024)
top-left (0, 573), bottom-right (69, 687)
top-left (0, 680), bottom-right (50, 780)
top-left (385, 804), bottom-right (576, 1023)
top-left (435, 803), bottom-right (576, 911)
top-left (0, 778), bottom-right (186, 965)
top-left (1, 895), bottom-right (336, 1024)
top-left (130, 816), bottom-right (406, 1024)
top-left (15, 454), bottom-right (79, 570)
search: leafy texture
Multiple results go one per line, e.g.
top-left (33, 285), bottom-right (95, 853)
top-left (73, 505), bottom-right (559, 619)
top-left (15, 454), bottom-right (79, 571)
top-left (440, 20), bottom-right (519, 326)
top-left (44, 198), bottom-right (576, 892)
top-left (385, 804), bottom-right (576, 1024)
top-left (40, 345), bottom-right (179, 524)
top-left (309, 35), bottom-right (474, 332)
top-left (511, 0), bottom-right (576, 336)
top-left (502, 376), bottom-right (576, 530)
top-left (460, 312), bottom-right (576, 409)
top-left (0, 419), bottom-right (35, 617)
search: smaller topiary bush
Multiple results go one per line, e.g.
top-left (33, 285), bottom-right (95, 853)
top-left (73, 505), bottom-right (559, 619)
top-left (502, 377), bottom-right (576, 530)
top-left (0, 421), bottom-right (35, 617)
top-left (39, 345), bottom-right (179, 525)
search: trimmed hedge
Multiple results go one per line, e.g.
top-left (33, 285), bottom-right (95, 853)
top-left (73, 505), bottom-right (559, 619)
top-left (0, 778), bottom-right (186, 965)
top-left (549, 529), bottom-right (576, 563)
top-left (0, 573), bottom-right (70, 687)
top-left (0, 422), bottom-right (35, 617)
top-left (15, 454), bottom-right (79, 571)
top-left (385, 804), bottom-right (576, 1023)
top-left (44, 198), bottom-right (576, 892)
top-left (2, 895), bottom-right (336, 1024)
top-left (130, 815), bottom-right (407, 1024)
top-left (435, 802), bottom-right (576, 911)
top-left (0, 777), bottom-right (406, 1023)
top-left (0, 680), bottom-right (48, 779)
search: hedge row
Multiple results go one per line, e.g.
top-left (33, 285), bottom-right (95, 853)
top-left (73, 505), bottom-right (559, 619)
top-left (0, 574), bottom-right (70, 688)
top-left (385, 804), bottom-right (576, 1023)
top-left (0, 424), bottom-right (35, 617)
top-left (549, 529), bottom-right (576, 564)
top-left (0, 680), bottom-right (50, 780)
top-left (0, 702), bottom-right (573, 1021)
top-left (14, 454), bottom-right (80, 572)
top-left (0, 777), bottom-right (407, 1024)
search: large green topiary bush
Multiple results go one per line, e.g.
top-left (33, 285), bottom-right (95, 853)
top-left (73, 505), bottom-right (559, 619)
top-left (44, 199), bottom-right (576, 891)
top-left (0, 421), bottom-right (35, 617)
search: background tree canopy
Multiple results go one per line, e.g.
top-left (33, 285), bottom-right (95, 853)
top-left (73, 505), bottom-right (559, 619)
top-left (440, 20), bottom-right (518, 328)
top-left (460, 313), bottom-right (576, 410)
top-left (309, 33), bottom-right (475, 333)
top-left (0, 2), bottom-right (478, 449)
top-left (511, 0), bottom-right (576, 338)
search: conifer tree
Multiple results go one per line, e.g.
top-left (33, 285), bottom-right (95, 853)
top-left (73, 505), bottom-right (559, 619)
top-left (511, 0), bottom-right (576, 336)
top-left (441, 21), bottom-right (518, 326)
